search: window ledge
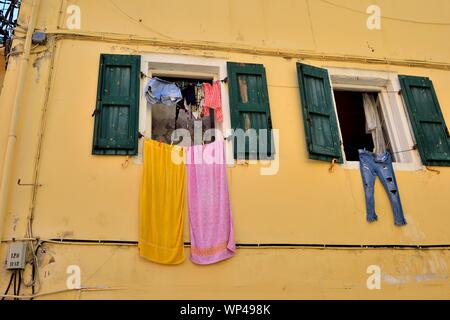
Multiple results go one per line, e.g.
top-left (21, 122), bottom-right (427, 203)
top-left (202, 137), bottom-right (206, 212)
top-left (342, 161), bottom-right (424, 172)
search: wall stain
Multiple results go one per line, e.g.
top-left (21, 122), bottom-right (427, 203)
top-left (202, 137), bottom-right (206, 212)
top-left (56, 231), bottom-right (75, 239)
top-left (32, 50), bottom-right (51, 83)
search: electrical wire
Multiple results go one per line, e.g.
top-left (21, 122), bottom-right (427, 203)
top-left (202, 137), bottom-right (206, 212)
top-left (0, 286), bottom-right (126, 300)
top-left (318, 0), bottom-right (450, 26)
top-left (12, 271), bottom-right (16, 300)
top-left (1, 271), bottom-right (15, 300)
top-left (31, 240), bottom-right (43, 298)
top-left (47, 31), bottom-right (450, 71)
top-left (108, 0), bottom-right (172, 39)
top-left (17, 271), bottom-right (22, 299)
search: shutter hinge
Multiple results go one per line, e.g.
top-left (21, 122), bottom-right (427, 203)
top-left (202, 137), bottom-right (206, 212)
top-left (92, 108), bottom-right (101, 117)
top-left (398, 89), bottom-right (402, 95)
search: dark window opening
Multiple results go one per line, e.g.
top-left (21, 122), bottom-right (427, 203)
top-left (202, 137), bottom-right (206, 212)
top-left (151, 76), bottom-right (216, 146)
top-left (333, 90), bottom-right (393, 162)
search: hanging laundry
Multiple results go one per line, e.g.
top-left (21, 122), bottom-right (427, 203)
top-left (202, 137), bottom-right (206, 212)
top-left (145, 77), bottom-right (183, 106)
top-left (192, 85), bottom-right (204, 120)
top-left (203, 81), bottom-right (223, 122)
top-left (139, 139), bottom-right (187, 264)
top-left (186, 140), bottom-right (236, 265)
top-left (362, 94), bottom-right (386, 154)
top-left (358, 149), bottom-right (407, 226)
top-left (182, 84), bottom-right (197, 106)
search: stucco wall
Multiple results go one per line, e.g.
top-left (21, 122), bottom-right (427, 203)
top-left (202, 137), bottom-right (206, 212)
top-left (0, 49), bottom-right (5, 96)
top-left (1, 0), bottom-right (450, 299)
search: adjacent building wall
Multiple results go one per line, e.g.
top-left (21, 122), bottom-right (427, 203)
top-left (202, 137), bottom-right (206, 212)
top-left (0, 0), bottom-right (450, 299)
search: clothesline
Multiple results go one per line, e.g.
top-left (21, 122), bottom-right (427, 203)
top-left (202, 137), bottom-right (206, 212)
top-left (140, 72), bottom-right (228, 85)
top-left (145, 76), bottom-right (224, 127)
top-left (156, 135), bottom-right (233, 148)
top-left (345, 144), bottom-right (416, 155)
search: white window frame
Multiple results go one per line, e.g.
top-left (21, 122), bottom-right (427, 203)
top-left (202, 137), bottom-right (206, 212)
top-left (133, 53), bottom-right (233, 164)
top-left (326, 67), bottom-right (423, 171)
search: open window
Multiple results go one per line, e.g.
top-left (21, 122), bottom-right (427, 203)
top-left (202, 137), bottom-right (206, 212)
top-left (135, 54), bottom-right (233, 164)
top-left (333, 90), bottom-right (392, 162)
top-left (296, 63), bottom-right (448, 169)
top-left (136, 54), bottom-right (274, 164)
top-left (148, 76), bottom-right (216, 147)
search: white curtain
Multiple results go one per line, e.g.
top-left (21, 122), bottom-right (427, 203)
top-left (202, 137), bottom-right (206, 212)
top-left (362, 93), bottom-right (386, 154)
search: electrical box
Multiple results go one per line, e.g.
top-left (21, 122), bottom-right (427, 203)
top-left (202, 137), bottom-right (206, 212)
top-left (6, 242), bottom-right (27, 270)
top-left (32, 31), bottom-right (47, 45)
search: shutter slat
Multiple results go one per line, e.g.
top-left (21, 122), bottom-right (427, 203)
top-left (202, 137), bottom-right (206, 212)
top-left (93, 54), bottom-right (141, 155)
top-left (297, 63), bottom-right (342, 162)
top-left (228, 62), bottom-right (274, 160)
top-left (399, 75), bottom-right (450, 166)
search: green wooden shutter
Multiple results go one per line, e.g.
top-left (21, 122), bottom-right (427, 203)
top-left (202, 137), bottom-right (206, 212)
top-left (93, 54), bottom-right (141, 155)
top-left (296, 63), bottom-right (342, 162)
top-left (227, 62), bottom-right (274, 160)
top-left (399, 75), bottom-right (450, 166)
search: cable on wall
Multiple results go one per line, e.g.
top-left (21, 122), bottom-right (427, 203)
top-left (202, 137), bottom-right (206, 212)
top-left (318, 0), bottom-right (450, 26)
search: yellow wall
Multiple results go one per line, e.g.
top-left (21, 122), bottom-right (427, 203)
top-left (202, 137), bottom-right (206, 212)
top-left (1, 0), bottom-right (450, 299)
top-left (0, 49), bottom-right (5, 96)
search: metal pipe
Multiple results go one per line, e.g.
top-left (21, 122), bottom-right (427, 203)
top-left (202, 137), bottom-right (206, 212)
top-left (0, 0), bottom-right (41, 241)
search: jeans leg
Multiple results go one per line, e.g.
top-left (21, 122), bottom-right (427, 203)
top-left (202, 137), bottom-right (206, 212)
top-left (359, 156), bottom-right (378, 222)
top-left (376, 160), bottom-right (407, 226)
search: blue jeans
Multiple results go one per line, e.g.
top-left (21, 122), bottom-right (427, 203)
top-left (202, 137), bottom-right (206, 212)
top-left (358, 150), bottom-right (407, 226)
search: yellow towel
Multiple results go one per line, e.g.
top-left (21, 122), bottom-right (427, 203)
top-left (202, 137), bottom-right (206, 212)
top-left (139, 139), bottom-right (186, 265)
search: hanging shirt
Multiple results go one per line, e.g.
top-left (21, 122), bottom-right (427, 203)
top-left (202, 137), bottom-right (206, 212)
top-left (203, 81), bottom-right (223, 122)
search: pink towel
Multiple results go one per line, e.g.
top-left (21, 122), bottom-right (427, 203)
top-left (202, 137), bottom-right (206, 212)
top-left (186, 140), bottom-right (235, 265)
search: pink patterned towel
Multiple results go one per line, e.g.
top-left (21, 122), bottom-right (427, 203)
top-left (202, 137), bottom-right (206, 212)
top-left (186, 140), bottom-right (235, 265)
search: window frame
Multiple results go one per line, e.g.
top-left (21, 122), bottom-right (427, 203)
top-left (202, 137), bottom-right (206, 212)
top-left (134, 53), bottom-right (233, 165)
top-left (326, 67), bottom-right (423, 171)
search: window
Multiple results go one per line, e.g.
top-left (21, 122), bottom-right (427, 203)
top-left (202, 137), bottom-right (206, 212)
top-left (297, 63), bottom-right (450, 167)
top-left (333, 90), bottom-right (391, 162)
top-left (92, 54), bottom-right (141, 155)
top-left (227, 62), bottom-right (274, 160)
top-left (149, 76), bottom-right (216, 147)
top-left (136, 53), bottom-right (233, 164)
